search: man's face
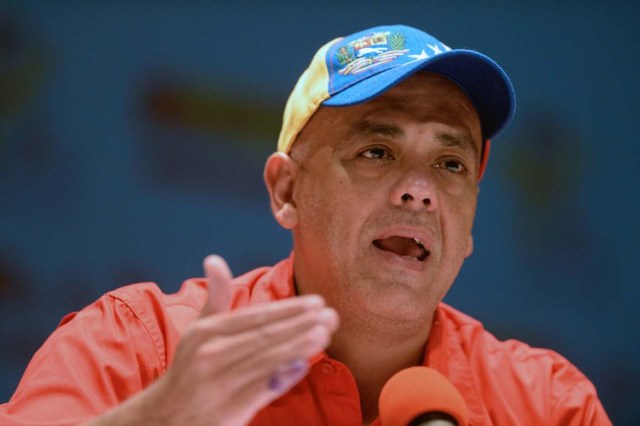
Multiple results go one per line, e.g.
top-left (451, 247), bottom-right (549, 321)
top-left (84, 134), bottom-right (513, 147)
top-left (284, 72), bottom-right (482, 329)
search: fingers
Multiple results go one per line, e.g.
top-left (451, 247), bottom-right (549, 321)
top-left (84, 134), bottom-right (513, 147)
top-left (266, 359), bottom-right (309, 392)
top-left (158, 254), bottom-right (340, 426)
top-left (200, 255), bottom-right (233, 318)
top-left (235, 320), bottom-right (333, 377)
top-left (218, 318), bottom-right (334, 408)
top-left (233, 358), bottom-right (310, 411)
top-left (197, 305), bottom-right (338, 370)
top-left (216, 358), bottom-right (310, 424)
top-left (195, 293), bottom-right (326, 337)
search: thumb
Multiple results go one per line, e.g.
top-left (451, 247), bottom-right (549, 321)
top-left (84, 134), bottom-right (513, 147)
top-left (200, 255), bottom-right (233, 318)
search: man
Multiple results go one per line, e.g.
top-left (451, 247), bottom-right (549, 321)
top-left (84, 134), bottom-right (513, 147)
top-left (1, 25), bottom-right (610, 425)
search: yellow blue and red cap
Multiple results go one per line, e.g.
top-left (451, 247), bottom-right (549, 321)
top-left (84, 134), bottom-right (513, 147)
top-left (277, 24), bottom-right (516, 178)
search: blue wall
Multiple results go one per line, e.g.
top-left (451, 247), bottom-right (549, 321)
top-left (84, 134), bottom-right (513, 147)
top-left (1, 1), bottom-right (638, 424)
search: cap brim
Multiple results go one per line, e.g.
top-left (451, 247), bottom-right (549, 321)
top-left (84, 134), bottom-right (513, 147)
top-left (323, 49), bottom-right (515, 140)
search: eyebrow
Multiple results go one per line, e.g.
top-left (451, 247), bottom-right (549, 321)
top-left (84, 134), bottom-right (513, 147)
top-left (435, 132), bottom-right (479, 160)
top-left (348, 119), bottom-right (405, 140)
top-left (347, 119), bottom-right (479, 159)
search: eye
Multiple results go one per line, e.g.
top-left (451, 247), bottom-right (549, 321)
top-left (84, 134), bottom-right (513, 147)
top-left (359, 147), bottom-right (394, 160)
top-left (433, 158), bottom-right (467, 174)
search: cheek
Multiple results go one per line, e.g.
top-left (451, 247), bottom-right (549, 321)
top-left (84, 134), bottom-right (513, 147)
top-left (296, 178), bottom-right (347, 247)
top-left (459, 192), bottom-right (478, 231)
top-left (440, 188), bottom-right (478, 246)
top-left (296, 172), bottom-right (373, 254)
top-left (436, 171), bottom-right (477, 198)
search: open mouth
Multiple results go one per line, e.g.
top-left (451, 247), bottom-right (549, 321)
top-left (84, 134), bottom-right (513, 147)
top-left (372, 236), bottom-right (430, 261)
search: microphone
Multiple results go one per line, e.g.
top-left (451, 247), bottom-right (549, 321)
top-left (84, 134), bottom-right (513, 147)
top-left (379, 366), bottom-right (468, 426)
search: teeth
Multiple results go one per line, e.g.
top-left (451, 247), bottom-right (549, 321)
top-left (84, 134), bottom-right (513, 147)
top-left (413, 237), bottom-right (423, 247)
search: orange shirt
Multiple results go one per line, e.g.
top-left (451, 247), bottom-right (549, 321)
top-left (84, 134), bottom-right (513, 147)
top-left (0, 255), bottom-right (611, 425)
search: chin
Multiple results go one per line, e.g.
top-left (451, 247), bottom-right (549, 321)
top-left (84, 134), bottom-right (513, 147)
top-left (365, 284), bottom-right (434, 319)
top-left (363, 300), bottom-right (433, 339)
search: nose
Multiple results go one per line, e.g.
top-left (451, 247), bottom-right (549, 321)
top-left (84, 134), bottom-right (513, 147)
top-left (390, 169), bottom-right (437, 212)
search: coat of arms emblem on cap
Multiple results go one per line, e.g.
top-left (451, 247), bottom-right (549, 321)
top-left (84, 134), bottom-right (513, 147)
top-left (336, 31), bottom-right (410, 76)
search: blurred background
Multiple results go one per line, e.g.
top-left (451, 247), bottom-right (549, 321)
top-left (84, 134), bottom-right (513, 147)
top-left (1, 0), bottom-right (638, 424)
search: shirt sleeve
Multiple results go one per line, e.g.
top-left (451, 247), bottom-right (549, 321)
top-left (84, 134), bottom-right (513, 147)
top-left (551, 379), bottom-right (612, 426)
top-left (0, 291), bottom-right (166, 426)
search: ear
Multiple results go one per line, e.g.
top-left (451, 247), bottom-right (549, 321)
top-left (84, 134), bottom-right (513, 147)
top-left (264, 152), bottom-right (298, 229)
top-left (465, 234), bottom-right (474, 258)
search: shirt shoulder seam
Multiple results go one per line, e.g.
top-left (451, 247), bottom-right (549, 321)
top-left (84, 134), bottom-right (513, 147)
top-left (106, 290), bottom-right (167, 371)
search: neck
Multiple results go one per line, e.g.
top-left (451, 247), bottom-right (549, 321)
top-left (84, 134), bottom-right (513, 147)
top-left (291, 255), bottom-right (438, 422)
top-left (326, 311), bottom-right (434, 423)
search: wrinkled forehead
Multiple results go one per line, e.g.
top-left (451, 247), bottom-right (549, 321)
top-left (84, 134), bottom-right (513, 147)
top-left (297, 72), bottom-right (482, 149)
top-left (366, 72), bottom-right (481, 124)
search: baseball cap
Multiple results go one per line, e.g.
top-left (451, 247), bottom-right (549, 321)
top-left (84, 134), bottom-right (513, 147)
top-left (277, 24), bottom-right (515, 156)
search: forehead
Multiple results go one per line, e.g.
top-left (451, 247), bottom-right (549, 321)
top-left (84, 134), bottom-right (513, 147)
top-left (365, 72), bottom-right (477, 119)
top-left (295, 72), bottom-right (482, 154)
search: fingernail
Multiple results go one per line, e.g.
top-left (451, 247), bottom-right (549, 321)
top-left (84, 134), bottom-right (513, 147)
top-left (204, 255), bottom-right (221, 267)
top-left (310, 325), bottom-right (328, 341)
top-left (302, 295), bottom-right (324, 309)
top-left (318, 308), bottom-right (338, 325)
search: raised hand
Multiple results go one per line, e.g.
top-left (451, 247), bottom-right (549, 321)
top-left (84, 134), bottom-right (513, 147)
top-left (85, 255), bottom-right (339, 426)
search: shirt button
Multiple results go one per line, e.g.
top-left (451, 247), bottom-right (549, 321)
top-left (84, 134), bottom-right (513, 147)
top-left (321, 362), bottom-right (335, 375)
